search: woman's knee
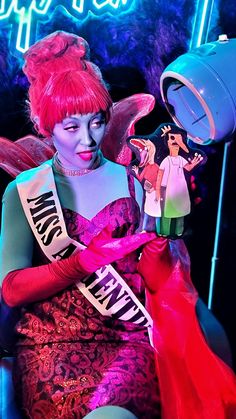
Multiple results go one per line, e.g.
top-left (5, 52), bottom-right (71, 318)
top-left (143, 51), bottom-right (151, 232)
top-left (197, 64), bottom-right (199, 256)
top-left (83, 405), bottom-right (138, 419)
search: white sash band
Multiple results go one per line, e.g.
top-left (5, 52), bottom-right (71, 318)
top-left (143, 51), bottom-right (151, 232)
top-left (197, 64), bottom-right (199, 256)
top-left (16, 161), bottom-right (153, 330)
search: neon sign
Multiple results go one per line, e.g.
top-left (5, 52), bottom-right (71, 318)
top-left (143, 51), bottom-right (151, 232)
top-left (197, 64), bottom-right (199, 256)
top-left (189, 0), bottom-right (215, 49)
top-left (0, 0), bottom-right (134, 53)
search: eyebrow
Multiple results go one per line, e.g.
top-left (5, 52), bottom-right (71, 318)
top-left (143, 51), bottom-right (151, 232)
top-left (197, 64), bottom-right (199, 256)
top-left (62, 117), bottom-right (79, 125)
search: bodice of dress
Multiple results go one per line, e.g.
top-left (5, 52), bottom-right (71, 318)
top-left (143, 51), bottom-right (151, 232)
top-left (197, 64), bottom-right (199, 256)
top-left (16, 173), bottom-right (149, 347)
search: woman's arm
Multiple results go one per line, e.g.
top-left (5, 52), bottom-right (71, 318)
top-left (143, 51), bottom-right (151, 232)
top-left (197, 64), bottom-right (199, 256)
top-left (0, 180), bottom-right (34, 281)
top-left (1, 180), bottom-right (154, 307)
top-left (0, 180), bottom-right (87, 307)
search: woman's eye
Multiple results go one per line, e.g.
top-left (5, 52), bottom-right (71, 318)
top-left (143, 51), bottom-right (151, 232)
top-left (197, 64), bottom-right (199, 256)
top-left (64, 125), bottom-right (78, 132)
top-left (90, 119), bottom-right (105, 129)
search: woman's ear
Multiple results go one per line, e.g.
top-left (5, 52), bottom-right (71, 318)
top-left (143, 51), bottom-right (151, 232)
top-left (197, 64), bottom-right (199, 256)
top-left (32, 115), bottom-right (42, 135)
top-left (33, 116), bottom-right (40, 126)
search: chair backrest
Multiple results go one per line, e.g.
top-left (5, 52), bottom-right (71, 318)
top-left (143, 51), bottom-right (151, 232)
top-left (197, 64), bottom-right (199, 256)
top-left (0, 357), bottom-right (22, 418)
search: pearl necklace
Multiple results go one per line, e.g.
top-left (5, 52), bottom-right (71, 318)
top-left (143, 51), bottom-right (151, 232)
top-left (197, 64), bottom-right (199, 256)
top-left (52, 152), bottom-right (102, 176)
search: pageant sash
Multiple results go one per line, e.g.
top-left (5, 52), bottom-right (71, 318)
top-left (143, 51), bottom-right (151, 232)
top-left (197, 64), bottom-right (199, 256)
top-left (16, 161), bottom-right (153, 329)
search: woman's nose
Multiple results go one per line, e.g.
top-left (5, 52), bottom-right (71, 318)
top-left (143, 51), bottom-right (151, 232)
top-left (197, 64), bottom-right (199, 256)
top-left (79, 126), bottom-right (96, 147)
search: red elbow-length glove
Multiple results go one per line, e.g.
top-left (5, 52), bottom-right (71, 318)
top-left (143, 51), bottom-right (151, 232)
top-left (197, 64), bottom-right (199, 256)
top-left (2, 226), bottom-right (155, 307)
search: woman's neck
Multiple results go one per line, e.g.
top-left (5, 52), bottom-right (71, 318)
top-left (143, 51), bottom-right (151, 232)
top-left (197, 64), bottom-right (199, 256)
top-left (52, 151), bottom-right (104, 176)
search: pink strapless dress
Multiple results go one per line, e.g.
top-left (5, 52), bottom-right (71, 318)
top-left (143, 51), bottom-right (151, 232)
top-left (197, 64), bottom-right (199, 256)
top-left (13, 175), bottom-right (161, 418)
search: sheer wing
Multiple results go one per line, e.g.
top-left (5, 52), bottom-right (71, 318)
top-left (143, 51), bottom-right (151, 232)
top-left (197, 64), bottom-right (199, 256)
top-left (102, 93), bottom-right (155, 166)
top-left (0, 94), bottom-right (155, 177)
top-left (15, 135), bottom-right (55, 165)
top-left (0, 136), bottom-right (55, 178)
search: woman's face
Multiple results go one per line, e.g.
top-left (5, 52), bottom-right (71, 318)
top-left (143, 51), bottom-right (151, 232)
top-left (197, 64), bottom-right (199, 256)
top-left (52, 112), bottom-right (106, 169)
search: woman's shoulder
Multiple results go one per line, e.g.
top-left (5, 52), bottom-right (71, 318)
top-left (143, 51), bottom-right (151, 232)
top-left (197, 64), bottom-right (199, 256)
top-left (98, 158), bottom-right (129, 183)
top-left (15, 160), bottom-right (53, 182)
top-left (103, 158), bottom-right (127, 173)
top-left (3, 160), bottom-right (53, 203)
top-left (2, 179), bottom-right (24, 213)
top-left (2, 179), bottom-right (17, 201)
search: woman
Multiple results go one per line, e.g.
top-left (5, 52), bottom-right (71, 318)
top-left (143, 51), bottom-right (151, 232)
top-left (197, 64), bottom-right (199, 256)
top-left (0, 31), bottom-right (160, 418)
top-left (1, 31), bottom-right (236, 419)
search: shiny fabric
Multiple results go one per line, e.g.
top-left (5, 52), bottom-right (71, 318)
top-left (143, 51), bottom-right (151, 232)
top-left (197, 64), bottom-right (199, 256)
top-left (14, 342), bottom-right (158, 419)
top-left (140, 238), bottom-right (236, 419)
top-left (13, 175), bottom-right (161, 418)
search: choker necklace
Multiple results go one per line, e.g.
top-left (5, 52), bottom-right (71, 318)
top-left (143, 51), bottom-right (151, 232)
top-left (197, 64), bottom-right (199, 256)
top-left (52, 151), bottom-right (103, 176)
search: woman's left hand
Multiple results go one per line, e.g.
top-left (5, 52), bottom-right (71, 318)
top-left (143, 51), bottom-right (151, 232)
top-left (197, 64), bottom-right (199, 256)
top-left (77, 226), bottom-right (156, 274)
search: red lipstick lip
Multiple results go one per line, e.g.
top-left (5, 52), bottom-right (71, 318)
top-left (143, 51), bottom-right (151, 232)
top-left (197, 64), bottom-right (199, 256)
top-left (77, 150), bottom-right (94, 161)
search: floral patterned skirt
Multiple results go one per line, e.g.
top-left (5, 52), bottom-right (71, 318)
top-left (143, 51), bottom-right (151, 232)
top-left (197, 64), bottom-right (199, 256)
top-left (13, 341), bottom-right (161, 419)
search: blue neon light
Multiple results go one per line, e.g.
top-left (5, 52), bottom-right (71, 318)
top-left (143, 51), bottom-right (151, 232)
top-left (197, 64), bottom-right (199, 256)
top-left (190, 0), bottom-right (227, 311)
top-left (0, 0), bottom-right (134, 53)
top-left (93, 0), bottom-right (128, 9)
top-left (72, 0), bottom-right (84, 13)
top-left (196, 0), bottom-right (209, 47)
top-left (189, 0), bottom-right (215, 49)
top-left (208, 141), bottom-right (230, 309)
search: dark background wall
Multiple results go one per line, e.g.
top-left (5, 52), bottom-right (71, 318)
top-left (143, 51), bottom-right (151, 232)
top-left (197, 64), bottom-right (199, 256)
top-left (0, 0), bottom-right (236, 366)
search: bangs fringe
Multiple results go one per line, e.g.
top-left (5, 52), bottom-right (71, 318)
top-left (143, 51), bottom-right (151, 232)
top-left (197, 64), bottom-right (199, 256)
top-left (38, 70), bottom-right (112, 136)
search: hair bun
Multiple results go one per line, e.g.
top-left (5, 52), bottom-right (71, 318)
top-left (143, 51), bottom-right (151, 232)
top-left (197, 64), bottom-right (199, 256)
top-left (23, 31), bottom-right (90, 83)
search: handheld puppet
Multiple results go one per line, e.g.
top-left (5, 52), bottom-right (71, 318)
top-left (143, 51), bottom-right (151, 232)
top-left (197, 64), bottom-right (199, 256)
top-left (128, 123), bottom-right (205, 237)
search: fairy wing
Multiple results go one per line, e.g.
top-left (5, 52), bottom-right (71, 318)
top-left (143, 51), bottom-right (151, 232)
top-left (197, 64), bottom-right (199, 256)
top-left (0, 136), bottom-right (37, 178)
top-left (15, 135), bottom-right (55, 165)
top-left (101, 93), bottom-right (155, 166)
top-left (0, 94), bottom-right (155, 178)
top-left (0, 135), bottom-right (55, 178)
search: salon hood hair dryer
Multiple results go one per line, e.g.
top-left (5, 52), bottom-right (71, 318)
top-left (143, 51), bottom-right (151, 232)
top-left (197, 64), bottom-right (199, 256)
top-left (160, 34), bottom-right (236, 144)
top-left (160, 35), bottom-right (236, 309)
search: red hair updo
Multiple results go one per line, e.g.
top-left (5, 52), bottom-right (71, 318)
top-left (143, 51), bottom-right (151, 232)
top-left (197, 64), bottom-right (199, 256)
top-left (23, 31), bottom-right (112, 136)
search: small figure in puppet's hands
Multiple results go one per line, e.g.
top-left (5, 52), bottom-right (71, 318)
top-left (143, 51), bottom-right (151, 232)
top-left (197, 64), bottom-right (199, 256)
top-left (128, 138), bottom-right (161, 232)
top-left (127, 123), bottom-right (206, 238)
